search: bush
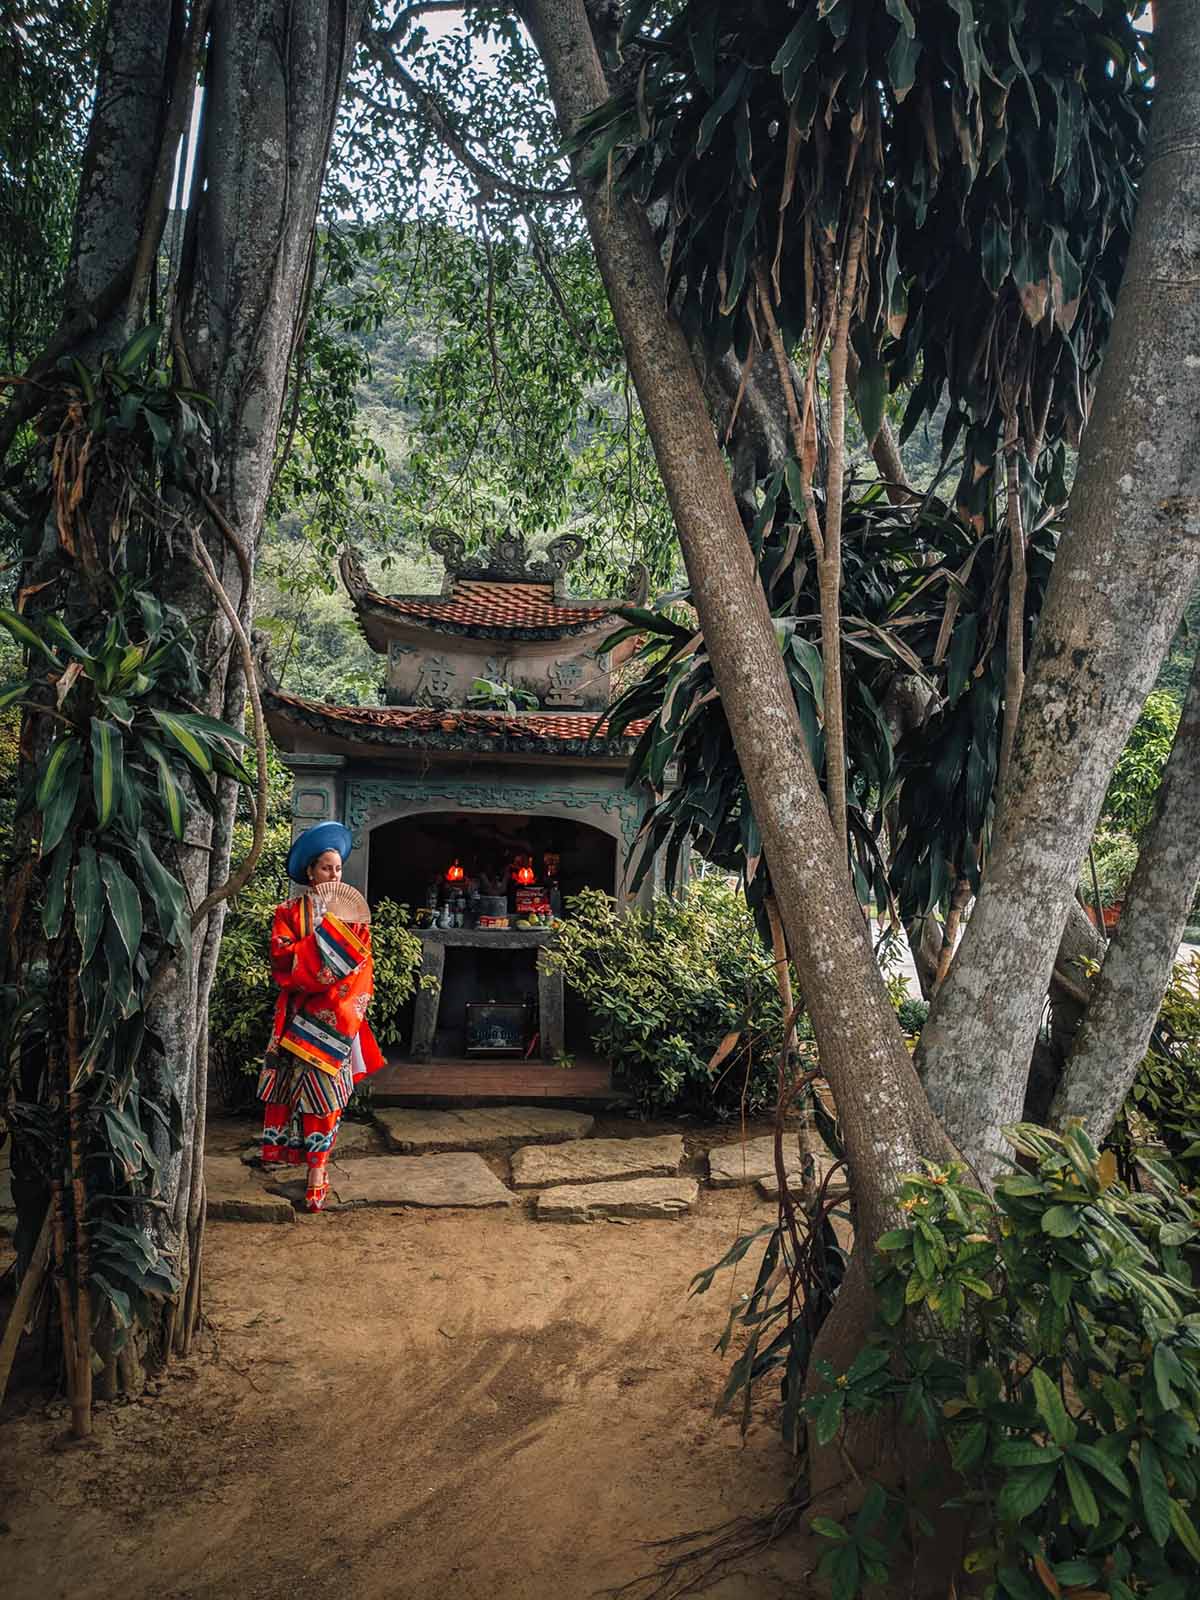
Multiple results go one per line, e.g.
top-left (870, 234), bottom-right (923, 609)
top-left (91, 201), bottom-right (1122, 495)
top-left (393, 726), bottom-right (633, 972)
top-left (1110, 954), bottom-right (1200, 1187)
top-left (1102, 689), bottom-right (1181, 839)
top-left (806, 1125), bottom-right (1200, 1600)
top-left (544, 880), bottom-right (800, 1117)
top-left (1078, 828), bottom-right (1140, 909)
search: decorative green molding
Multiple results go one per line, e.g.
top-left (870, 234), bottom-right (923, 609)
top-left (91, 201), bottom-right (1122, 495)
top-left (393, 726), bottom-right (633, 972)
top-left (344, 776), bottom-right (643, 854)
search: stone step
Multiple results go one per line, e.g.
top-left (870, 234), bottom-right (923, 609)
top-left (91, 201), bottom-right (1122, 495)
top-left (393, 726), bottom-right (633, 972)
top-left (511, 1133), bottom-right (683, 1189)
top-left (206, 1156), bottom-right (295, 1224)
top-left (373, 1105), bottom-right (593, 1155)
top-left (537, 1176), bottom-right (699, 1223)
top-left (269, 1152), bottom-right (514, 1211)
top-left (708, 1134), bottom-right (794, 1189)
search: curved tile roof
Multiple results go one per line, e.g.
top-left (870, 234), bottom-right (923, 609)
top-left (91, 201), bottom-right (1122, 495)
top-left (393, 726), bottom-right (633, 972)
top-left (263, 686), bottom-right (649, 754)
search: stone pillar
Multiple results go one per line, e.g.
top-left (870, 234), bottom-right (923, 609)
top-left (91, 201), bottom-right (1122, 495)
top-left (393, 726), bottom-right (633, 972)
top-left (537, 948), bottom-right (565, 1061)
top-left (409, 938), bottom-right (444, 1061)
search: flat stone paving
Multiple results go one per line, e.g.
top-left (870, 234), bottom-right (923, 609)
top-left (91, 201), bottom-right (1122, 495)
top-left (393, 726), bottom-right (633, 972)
top-left (373, 1105), bottom-right (594, 1155)
top-left (206, 1156), bottom-right (295, 1224)
top-left (511, 1133), bottom-right (683, 1190)
top-left (269, 1152), bottom-right (514, 1212)
top-left (707, 1133), bottom-right (804, 1189)
top-left (537, 1176), bottom-right (699, 1223)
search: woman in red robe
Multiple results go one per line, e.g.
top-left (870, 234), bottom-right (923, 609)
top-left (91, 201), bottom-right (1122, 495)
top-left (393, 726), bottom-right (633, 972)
top-left (258, 822), bottom-right (384, 1211)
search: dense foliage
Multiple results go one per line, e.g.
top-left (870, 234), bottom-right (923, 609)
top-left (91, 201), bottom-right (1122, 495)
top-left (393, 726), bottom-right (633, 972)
top-left (0, 326), bottom-right (258, 1379)
top-left (1108, 956), bottom-right (1200, 1191)
top-left (584, 0), bottom-right (1150, 499)
top-left (606, 485), bottom-right (1054, 927)
top-left (543, 880), bottom-right (798, 1117)
top-left (700, 1125), bottom-right (1200, 1600)
top-left (808, 1126), bottom-right (1200, 1600)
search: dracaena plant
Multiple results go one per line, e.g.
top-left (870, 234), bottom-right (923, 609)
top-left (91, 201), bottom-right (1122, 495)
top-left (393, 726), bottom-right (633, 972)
top-left (0, 324), bottom-right (252, 1425)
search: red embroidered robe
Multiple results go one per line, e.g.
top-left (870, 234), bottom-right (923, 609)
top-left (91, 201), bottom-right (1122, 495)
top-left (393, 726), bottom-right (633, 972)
top-left (268, 895), bottom-right (384, 1080)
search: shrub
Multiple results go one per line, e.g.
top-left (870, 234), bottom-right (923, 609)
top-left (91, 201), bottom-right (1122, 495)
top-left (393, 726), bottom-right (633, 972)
top-left (1102, 689), bottom-right (1181, 839)
top-left (1079, 829), bottom-right (1141, 910)
top-left (805, 1125), bottom-right (1200, 1600)
top-left (1110, 954), bottom-right (1200, 1187)
top-left (543, 880), bottom-right (799, 1117)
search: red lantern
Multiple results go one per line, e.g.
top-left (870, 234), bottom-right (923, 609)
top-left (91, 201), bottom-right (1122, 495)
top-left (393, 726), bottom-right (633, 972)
top-left (445, 860), bottom-right (465, 884)
top-left (514, 862), bottom-right (535, 885)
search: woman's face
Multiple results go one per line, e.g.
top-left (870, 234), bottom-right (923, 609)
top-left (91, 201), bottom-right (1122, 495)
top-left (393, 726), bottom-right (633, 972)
top-left (307, 849), bottom-right (343, 887)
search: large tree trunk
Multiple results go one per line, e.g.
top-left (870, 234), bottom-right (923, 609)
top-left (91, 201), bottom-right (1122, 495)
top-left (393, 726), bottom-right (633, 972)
top-left (151, 0), bottom-right (369, 1355)
top-left (1051, 644), bottom-right (1200, 1139)
top-left (6, 0), bottom-right (369, 1376)
top-left (525, 0), bottom-right (955, 1260)
top-left (914, 0), bottom-right (1200, 1179)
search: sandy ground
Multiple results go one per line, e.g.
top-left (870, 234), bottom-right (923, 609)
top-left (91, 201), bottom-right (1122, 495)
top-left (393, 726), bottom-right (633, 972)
top-left (1, 1126), bottom-right (817, 1600)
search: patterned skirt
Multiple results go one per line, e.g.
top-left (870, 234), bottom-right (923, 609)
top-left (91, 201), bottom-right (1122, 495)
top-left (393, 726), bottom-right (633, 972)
top-left (256, 1040), bottom-right (361, 1166)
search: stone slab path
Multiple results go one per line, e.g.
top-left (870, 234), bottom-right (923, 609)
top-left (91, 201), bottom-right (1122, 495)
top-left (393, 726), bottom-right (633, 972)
top-left (373, 1105), bottom-right (593, 1155)
top-left (206, 1156), bottom-right (295, 1224)
top-left (269, 1152), bottom-right (514, 1211)
top-left (708, 1134), bottom-right (802, 1189)
top-left (511, 1133), bottom-right (683, 1189)
top-left (537, 1176), bottom-right (699, 1223)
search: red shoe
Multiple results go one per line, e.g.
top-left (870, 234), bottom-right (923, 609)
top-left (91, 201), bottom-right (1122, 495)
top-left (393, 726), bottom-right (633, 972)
top-left (305, 1162), bottom-right (331, 1213)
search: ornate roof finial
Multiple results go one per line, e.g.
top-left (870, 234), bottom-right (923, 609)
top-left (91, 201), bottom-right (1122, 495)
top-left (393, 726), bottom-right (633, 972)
top-left (339, 544), bottom-right (370, 596)
top-left (429, 525), bottom-right (587, 584)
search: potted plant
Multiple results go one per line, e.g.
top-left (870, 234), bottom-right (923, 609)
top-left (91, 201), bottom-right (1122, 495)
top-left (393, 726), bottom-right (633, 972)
top-left (1080, 830), bottom-right (1139, 931)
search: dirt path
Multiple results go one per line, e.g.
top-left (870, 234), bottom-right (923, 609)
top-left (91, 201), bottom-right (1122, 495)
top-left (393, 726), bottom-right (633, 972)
top-left (2, 1179), bottom-right (816, 1600)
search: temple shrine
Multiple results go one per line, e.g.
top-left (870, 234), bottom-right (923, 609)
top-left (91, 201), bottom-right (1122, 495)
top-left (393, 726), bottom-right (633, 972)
top-left (259, 530), bottom-right (659, 1088)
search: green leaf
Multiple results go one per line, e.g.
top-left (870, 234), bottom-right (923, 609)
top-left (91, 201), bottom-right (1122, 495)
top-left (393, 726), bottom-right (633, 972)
top-left (73, 845), bottom-right (106, 966)
top-left (1169, 1497), bottom-right (1200, 1563)
top-left (946, 0), bottom-right (982, 99)
top-left (42, 842), bottom-right (71, 940)
top-left (99, 854), bottom-right (143, 964)
top-left (810, 1517), bottom-right (851, 1544)
top-left (951, 1420), bottom-right (988, 1474)
top-left (164, 710), bottom-right (249, 747)
top-left (997, 1463), bottom-right (1059, 1522)
top-left (1041, 1205), bottom-right (1081, 1237)
top-left (90, 718), bottom-right (124, 830)
top-left (1062, 1457), bottom-right (1099, 1527)
top-left (0, 678), bottom-right (32, 711)
top-left (1065, 1442), bottom-right (1129, 1498)
top-left (1030, 1368), bottom-right (1077, 1446)
top-left (0, 607), bottom-right (63, 666)
top-left (697, 64), bottom-right (748, 156)
top-left (39, 738), bottom-right (84, 854)
top-left (115, 321), bottom-right (162, 375)
top-left (992, 1440), bottom-right (1062, 1469)
top-left (37, 734), bottom-right (80, 810)
top-left (143, 739), bottom-right (186, 839)
top-left (150, 709), bottom-right (213, 773)
top-left (136, 834), bottom-right (189, 951)
top-left (851, 328), bottom-right (887, 445)
top-left (1139, 1439), bottom-right (1172, 1547)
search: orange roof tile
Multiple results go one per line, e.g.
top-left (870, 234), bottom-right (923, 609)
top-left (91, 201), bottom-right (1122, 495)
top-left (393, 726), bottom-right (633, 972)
top-left (265, 689), bottom-right (648, 744)
top-left (364, 577), bottom-right (613, 634)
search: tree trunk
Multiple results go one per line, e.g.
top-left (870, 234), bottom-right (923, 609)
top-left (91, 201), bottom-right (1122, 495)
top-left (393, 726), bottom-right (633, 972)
top-left (526, 0), bottom-right (956, 1261)
top-left (149, 0), bottom-right (369, 1354)
top-left (1051, 643), bottom-right (1200, 1140)
top-left (7, 0), bottom-right (370, 1380)
top-left (915, 0), bottom-right (1200, 1179)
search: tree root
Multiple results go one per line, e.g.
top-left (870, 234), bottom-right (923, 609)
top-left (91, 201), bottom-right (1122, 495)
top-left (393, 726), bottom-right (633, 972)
top-left (601, 1483), bottom-right (810, 1600)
